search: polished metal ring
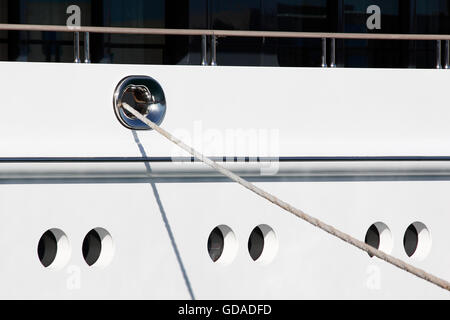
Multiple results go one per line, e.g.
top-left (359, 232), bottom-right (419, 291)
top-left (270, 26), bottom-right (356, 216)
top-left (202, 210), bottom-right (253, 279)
top-left (113, 75), bottom-right (167, 130)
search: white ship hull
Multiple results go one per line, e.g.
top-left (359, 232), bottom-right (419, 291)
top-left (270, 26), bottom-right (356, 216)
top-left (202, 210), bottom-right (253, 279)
top-left (1, 62), bottom-right (449, 299)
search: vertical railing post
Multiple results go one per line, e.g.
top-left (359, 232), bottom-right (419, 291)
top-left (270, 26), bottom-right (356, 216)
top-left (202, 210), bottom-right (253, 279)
top-left (436, 40), bottom-right (442, 69)
top-left (330, 38), bottom-right (336, 67)
top-left (84, 32), bottom-right (91, 63)
top-left (201, 34), bottom-right (207, 65)
top-left (321, 38), bottom-right (327, 67)
top-left (211, 35), bottom-right (217, 66)
top-left (73, 32), bottom-right (80, 63)
top-left (445, 40), bottom-right (449, 69)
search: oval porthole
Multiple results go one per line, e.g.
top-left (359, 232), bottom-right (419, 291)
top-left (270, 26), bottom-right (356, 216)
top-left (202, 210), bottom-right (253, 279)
top-left (207, 227), bottom-right (224, 262)
top-left (248, 224), bottom-right (278, 264)
top-left (37, 228), bottom-right (71, 269)
top-left (207, 225), bottom-right (237, 265)
top-left (364, 222), bottom-right (393, 257)
top-left (403, 222), bottom-right (431, 260)
top-left (82, 228), bottom-right (114, 268)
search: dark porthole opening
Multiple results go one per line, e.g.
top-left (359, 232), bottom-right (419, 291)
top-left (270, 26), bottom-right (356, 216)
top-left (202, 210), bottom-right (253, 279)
top-left (82, 229), bottom-right (102, 266)
top-left (38, 230), bottom-right (58, 267)
top-left (364, 224), bottom-right (380, 257)
top-left (248, 226), bottom-right (265, 261)
top-left (363, 222), bottom-right (392, 257)
top-left (37, 228), bottom-right (70, 269)
top-left (403, 224), bottom-right (419, 257)
top-left (207, 227), bottom-right (224, 262)
top-left (402, 222), bottom-right (431, 260)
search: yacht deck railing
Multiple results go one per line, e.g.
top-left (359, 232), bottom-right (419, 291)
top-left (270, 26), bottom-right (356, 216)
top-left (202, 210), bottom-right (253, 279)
top-left (0, 23), bottom-right (449, 68)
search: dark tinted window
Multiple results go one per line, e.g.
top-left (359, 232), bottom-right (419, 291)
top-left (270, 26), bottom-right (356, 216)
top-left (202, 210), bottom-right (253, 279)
top-left (0, 0), bottom-right (449, 67)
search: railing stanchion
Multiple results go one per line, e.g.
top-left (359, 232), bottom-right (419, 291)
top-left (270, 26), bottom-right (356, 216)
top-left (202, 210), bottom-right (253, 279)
top-left (330, 38), bottom-right (336, 67)
top-left (84, 32), bottom-right (90, 63)
top-left (201, 34), bottom-right (208, 65)
top-left (436, 40), bottom-right (442, 69)
top-left (445, 40), bottom-right (449, 69)
top-left (73, 32), bottom-right (80, 63)
top-left (211, 35), bottom-right (217, 66)
top-left (321, 38), bottom-right (327, 67)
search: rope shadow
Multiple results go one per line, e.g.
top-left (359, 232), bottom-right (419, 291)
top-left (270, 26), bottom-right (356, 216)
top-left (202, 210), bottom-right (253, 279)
top-left (132, 131), bottom-right (195, 300)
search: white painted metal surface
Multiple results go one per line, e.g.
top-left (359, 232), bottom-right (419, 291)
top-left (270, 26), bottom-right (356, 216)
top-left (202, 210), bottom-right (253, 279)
top-left (0, 62), bottom-right (450, 298)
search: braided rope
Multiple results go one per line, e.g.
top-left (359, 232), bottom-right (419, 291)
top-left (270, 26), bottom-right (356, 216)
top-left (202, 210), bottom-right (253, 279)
top-left (123, 102), bottom-right (450, 292)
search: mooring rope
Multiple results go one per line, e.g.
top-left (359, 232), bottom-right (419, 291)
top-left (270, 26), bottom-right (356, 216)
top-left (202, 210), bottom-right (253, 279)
top-left (122, 102), bottom-right (450, 292)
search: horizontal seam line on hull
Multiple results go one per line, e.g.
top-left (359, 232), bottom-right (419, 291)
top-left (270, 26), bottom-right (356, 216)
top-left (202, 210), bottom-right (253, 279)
top-left (2, 156), bottom-right (450, 163)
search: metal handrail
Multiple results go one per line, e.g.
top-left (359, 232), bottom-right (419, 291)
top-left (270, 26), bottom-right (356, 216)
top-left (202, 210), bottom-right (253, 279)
top-left (1, 24), bottom-right (449, 68)
top-left (1, 23), bottom-right (450, 40)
